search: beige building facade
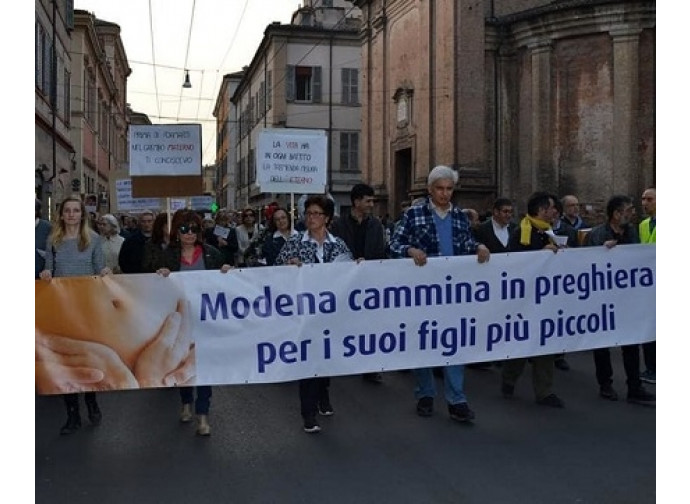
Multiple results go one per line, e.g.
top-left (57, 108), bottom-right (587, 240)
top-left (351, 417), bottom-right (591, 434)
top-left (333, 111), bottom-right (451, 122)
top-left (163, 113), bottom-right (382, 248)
top-left (356, 0), bottom-right (655, 219)
top-left (70, 10), bottom-right (131, 214)
top-left (229, 1), bottom-right (363, 215)
top-left (35, 0), bottom-right (75, 217)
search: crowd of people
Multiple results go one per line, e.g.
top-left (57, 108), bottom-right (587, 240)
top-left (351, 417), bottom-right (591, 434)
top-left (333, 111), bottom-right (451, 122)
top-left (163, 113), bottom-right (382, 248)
top-left (35, 172), bottom-right (656, 436)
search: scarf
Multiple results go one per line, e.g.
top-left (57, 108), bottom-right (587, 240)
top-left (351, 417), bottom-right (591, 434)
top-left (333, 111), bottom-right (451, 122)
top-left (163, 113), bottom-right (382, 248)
top-left (520, 215), bottom-right (554, 246)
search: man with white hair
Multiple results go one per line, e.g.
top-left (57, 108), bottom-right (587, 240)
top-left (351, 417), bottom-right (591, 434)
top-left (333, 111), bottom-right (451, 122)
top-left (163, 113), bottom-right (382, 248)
top-left (390, 165), bottom-right (490, 423)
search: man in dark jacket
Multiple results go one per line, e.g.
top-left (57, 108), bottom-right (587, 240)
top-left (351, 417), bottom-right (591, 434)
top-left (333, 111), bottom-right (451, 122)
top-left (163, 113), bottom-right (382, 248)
top-left (585, 195), bottom-right (654, 405)
top-left (118, 210), bottom-right (155, 273)
top-left (330, 183), bottom-right (387, 383)
top-left (472, 197), bottom-right (515, 254)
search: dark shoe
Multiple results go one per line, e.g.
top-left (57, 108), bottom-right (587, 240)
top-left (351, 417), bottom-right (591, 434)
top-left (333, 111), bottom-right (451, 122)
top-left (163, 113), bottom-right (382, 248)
top-left (362, 372), bottom-right (383, 384)
top-left (60, 411), bottom-right (82, 435)
top-left (86, 400), bottom-right (102, 425)
top-left (318, 402), bottom-right (334, 416)
top-left (501, 383), bottom-right (515, 398)
top-left (627, 387), bottom-right (655, 404)
top-left (416, 397), bottom-right (434, 417)
top-left (640, 369), bottom-right (656, 384)
top-left (448, 402), bottom-right (475, 422)
top-left (303, 415), bottom-right (321, 434)
top-left (599, 385), bottom-right (619, 401)
top-left (554, 357), bottom-right (570, 371)
top-left (536, 394), bottom-right (565, 408)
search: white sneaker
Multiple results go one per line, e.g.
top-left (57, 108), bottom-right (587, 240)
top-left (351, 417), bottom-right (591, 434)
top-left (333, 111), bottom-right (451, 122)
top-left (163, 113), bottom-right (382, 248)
top-left (196, 414), bottom-right (211, 436)
top-left (180, 403), bottom-right (193, 423)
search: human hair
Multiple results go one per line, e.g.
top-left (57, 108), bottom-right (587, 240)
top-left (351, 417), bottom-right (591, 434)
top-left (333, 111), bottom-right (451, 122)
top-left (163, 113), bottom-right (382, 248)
top-left (427, 165), bottom-right (458, 187)
top-left (101, 214), bottom-right (120, 234)
top-left (169, 209), bottom-right (203, 247)
top-left (151, 213), bottom-right (169, 245)
top-left (268, 207), bottom-right (291, 233)
top-left (35, 198), bottom-right (42, 219)
top-left (606, 195), bottom-right (632, 220)
top-left (49, 196), bottom-right (92, 251)
top-left (350, 183), bottom-right (375, 204)
top-left (304, 194), bottom-right (335, 223)
top-left (526, 192), bottom-right (555, 217)
top-left (492, 197), bottom-right (513, 211)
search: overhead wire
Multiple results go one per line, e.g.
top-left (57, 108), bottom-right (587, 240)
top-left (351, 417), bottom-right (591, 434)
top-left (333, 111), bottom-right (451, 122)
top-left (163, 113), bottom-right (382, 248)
top-left (177, 0), bottom-right (197, 122)
top-left (147, 0), bottom-right (161, 119)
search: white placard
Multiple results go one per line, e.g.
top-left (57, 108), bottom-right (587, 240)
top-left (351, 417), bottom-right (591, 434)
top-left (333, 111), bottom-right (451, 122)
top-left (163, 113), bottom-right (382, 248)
top-left (257, 128), bottom-right (327, 194)
top-left (115, 179), bottom-right (162, 212)
top-left (190, 195), bottom-right (213, 210)
top-left (129, 124), bottom-right (202, 176)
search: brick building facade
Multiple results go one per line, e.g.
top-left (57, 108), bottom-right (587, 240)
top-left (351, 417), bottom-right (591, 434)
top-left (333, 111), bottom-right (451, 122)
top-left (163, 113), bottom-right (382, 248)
top-left (356, 0), bottom-right (655, 220)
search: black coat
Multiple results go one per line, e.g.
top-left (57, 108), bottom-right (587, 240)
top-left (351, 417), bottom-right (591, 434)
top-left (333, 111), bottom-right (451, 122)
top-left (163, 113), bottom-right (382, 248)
top-left (473, 220), bottom-right (516, 254)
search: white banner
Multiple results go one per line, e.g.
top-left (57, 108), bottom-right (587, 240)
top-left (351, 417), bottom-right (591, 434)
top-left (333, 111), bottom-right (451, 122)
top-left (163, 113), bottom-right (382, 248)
top-left (190, 245), bottom-right (655, 385)
top-left (129, 124), bottom-right (202, 176)
top-left (35, 245), bottom-right (655, 393)
top-left (256, 128), bottom-right (327, 193)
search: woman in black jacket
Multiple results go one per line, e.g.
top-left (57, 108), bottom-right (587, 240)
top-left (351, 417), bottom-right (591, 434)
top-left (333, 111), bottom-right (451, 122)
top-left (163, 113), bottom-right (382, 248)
top-left (153, 209), bottom-right (232, 436)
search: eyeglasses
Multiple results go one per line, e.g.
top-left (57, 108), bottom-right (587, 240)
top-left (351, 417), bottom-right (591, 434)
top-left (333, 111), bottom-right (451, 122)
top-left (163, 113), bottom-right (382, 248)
top-left (178, 224), bottom-right (200, 234)
top-left (305, 210), bottom-right (326, 218)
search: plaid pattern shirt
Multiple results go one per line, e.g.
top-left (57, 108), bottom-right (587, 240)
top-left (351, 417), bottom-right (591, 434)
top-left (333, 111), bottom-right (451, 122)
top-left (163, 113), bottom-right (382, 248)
top-left (389, 197), bottom-right (479, 258)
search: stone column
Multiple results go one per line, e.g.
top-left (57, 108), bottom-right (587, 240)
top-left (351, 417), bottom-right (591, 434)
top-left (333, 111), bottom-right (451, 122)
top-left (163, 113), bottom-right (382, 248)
top-left (529, 40), bottom-right (553, 191)
top-left (610, 28), bottom-right (641, 195)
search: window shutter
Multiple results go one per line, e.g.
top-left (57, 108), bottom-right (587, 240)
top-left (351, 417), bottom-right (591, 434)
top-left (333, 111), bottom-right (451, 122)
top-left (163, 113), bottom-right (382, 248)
top-left (352, 69), bottom-right (359, 104)
top-left (286, 65), bottom-right (295, 102)
top-left (341, 68), bottom-right (347, 104)
top-left (312, 66), bottom-right (322, 103)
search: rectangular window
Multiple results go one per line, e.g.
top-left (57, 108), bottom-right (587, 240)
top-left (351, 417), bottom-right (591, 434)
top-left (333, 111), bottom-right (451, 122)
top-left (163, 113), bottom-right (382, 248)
top-left (248, 149), bottom-right (256, 185)
top-left (286, 65), bottom-right (322, 103)
top-left (267, 70), bottom-right (272, 110)
top-left (63, 68), bottom-right (71, 124)
top-left (35, 19), bottom-right (43, 88)
top-left (340, 132), bottom-right (359, 172)
top-left (341, 68), bottom-right (359, 105)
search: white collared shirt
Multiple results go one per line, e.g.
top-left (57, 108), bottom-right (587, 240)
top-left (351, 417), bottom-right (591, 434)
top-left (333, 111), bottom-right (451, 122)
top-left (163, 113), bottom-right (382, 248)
top-left (429, 200), bottom-right (452, 219)
top-left (491, 218), bottom-right (510, 247)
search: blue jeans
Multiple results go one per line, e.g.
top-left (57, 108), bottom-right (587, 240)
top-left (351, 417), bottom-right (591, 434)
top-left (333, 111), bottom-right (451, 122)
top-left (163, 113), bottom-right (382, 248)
top-left (413, 365), bottom-right (467, 405)
top-left (179, 386), bottom-right (212, 414)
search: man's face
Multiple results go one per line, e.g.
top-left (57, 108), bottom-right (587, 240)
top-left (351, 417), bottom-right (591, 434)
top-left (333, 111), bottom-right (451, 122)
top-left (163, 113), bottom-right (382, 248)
top-left (536, 198), bottom-right (556, 222)
top-left (139, 214), bottom-right (155, 234)
top-left (493, 205), bottom-right (513, 227)
top-left (616, 203), bottom-right (635, 226)
top-left (563, 196), bottom-right (579, 219)
top-left (641, 189), bottom-right (656, 216)
top-left (353, 195), bottom-right (375, 216)
top-left (428, 179), bottom-right (455, 208)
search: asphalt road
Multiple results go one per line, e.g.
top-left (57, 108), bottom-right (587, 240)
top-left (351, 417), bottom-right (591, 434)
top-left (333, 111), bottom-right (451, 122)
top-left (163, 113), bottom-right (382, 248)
top-left (36, 350), bottom-right (655, 504)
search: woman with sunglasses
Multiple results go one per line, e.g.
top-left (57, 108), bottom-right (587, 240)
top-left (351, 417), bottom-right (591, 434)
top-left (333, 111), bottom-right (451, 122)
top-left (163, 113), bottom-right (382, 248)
top-left (39, 195), bottom-right (112, 435)
top-left (235, 207), bottom-right (263, 266)
top-left (153, 209), bottom-right (233, 436)
top-left (275, 195), bottom-right (353, 433)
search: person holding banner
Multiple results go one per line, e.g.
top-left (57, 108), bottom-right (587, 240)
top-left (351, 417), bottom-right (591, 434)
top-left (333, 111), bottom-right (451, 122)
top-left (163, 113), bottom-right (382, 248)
top-left (584, 195), bottom-right (655, 405)
top-left (38, 196), bottom-right (112, 435)
top-left (503, 191), bottom-right (564, 408)
top-left (389, 166), bottom-right (490, 423)
top-left (330, 183), bottom-right (388, 384)
top-left (638, 188), bottom-right (656, 385)
top-left (154, 209), bottom-right (233, 437)
top-left (275, 195), bottom-right (353, 434)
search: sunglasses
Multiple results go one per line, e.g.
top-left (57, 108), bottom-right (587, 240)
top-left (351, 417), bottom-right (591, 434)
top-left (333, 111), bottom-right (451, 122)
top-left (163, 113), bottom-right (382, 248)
top-left (178, 224), bottom-right (200, 235)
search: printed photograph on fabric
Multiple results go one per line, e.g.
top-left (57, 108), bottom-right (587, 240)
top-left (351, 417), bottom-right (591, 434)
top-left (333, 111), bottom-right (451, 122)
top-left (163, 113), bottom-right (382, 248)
top-left (35, 275), bottom-right (195, 394)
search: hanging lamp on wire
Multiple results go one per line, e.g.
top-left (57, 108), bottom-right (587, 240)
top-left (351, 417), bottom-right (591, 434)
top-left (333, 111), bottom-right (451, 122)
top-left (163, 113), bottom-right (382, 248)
top-left (182, 69), bottom-right (192, 88)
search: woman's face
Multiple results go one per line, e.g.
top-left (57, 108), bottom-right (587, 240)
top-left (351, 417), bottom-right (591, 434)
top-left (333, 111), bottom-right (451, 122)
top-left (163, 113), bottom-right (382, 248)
top-left (305, 204), bottom-right (328, 233)
top-left (242, 211), bottom-right (255, 226)
top-left (178, 221), bottom-right (200, 246)
top-left (61, 201), bottom-right (82, 227)
top-left (273, 210), bottom-right (289, 232)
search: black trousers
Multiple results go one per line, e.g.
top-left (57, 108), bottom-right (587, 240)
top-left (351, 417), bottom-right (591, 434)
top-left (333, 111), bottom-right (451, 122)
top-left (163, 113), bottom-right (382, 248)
top-left (299, 377), bottom-right (330, 418)
top-left (642, 341), bottom-right (655, 372)
top-left (63, 392), bottom-right (97, 412)
top-left (593, 344), bottom-right (642, 390)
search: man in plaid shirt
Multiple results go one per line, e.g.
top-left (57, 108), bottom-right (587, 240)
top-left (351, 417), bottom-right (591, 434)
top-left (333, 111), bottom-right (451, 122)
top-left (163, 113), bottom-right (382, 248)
top-left (390, 165), bottom-right (490, 422)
